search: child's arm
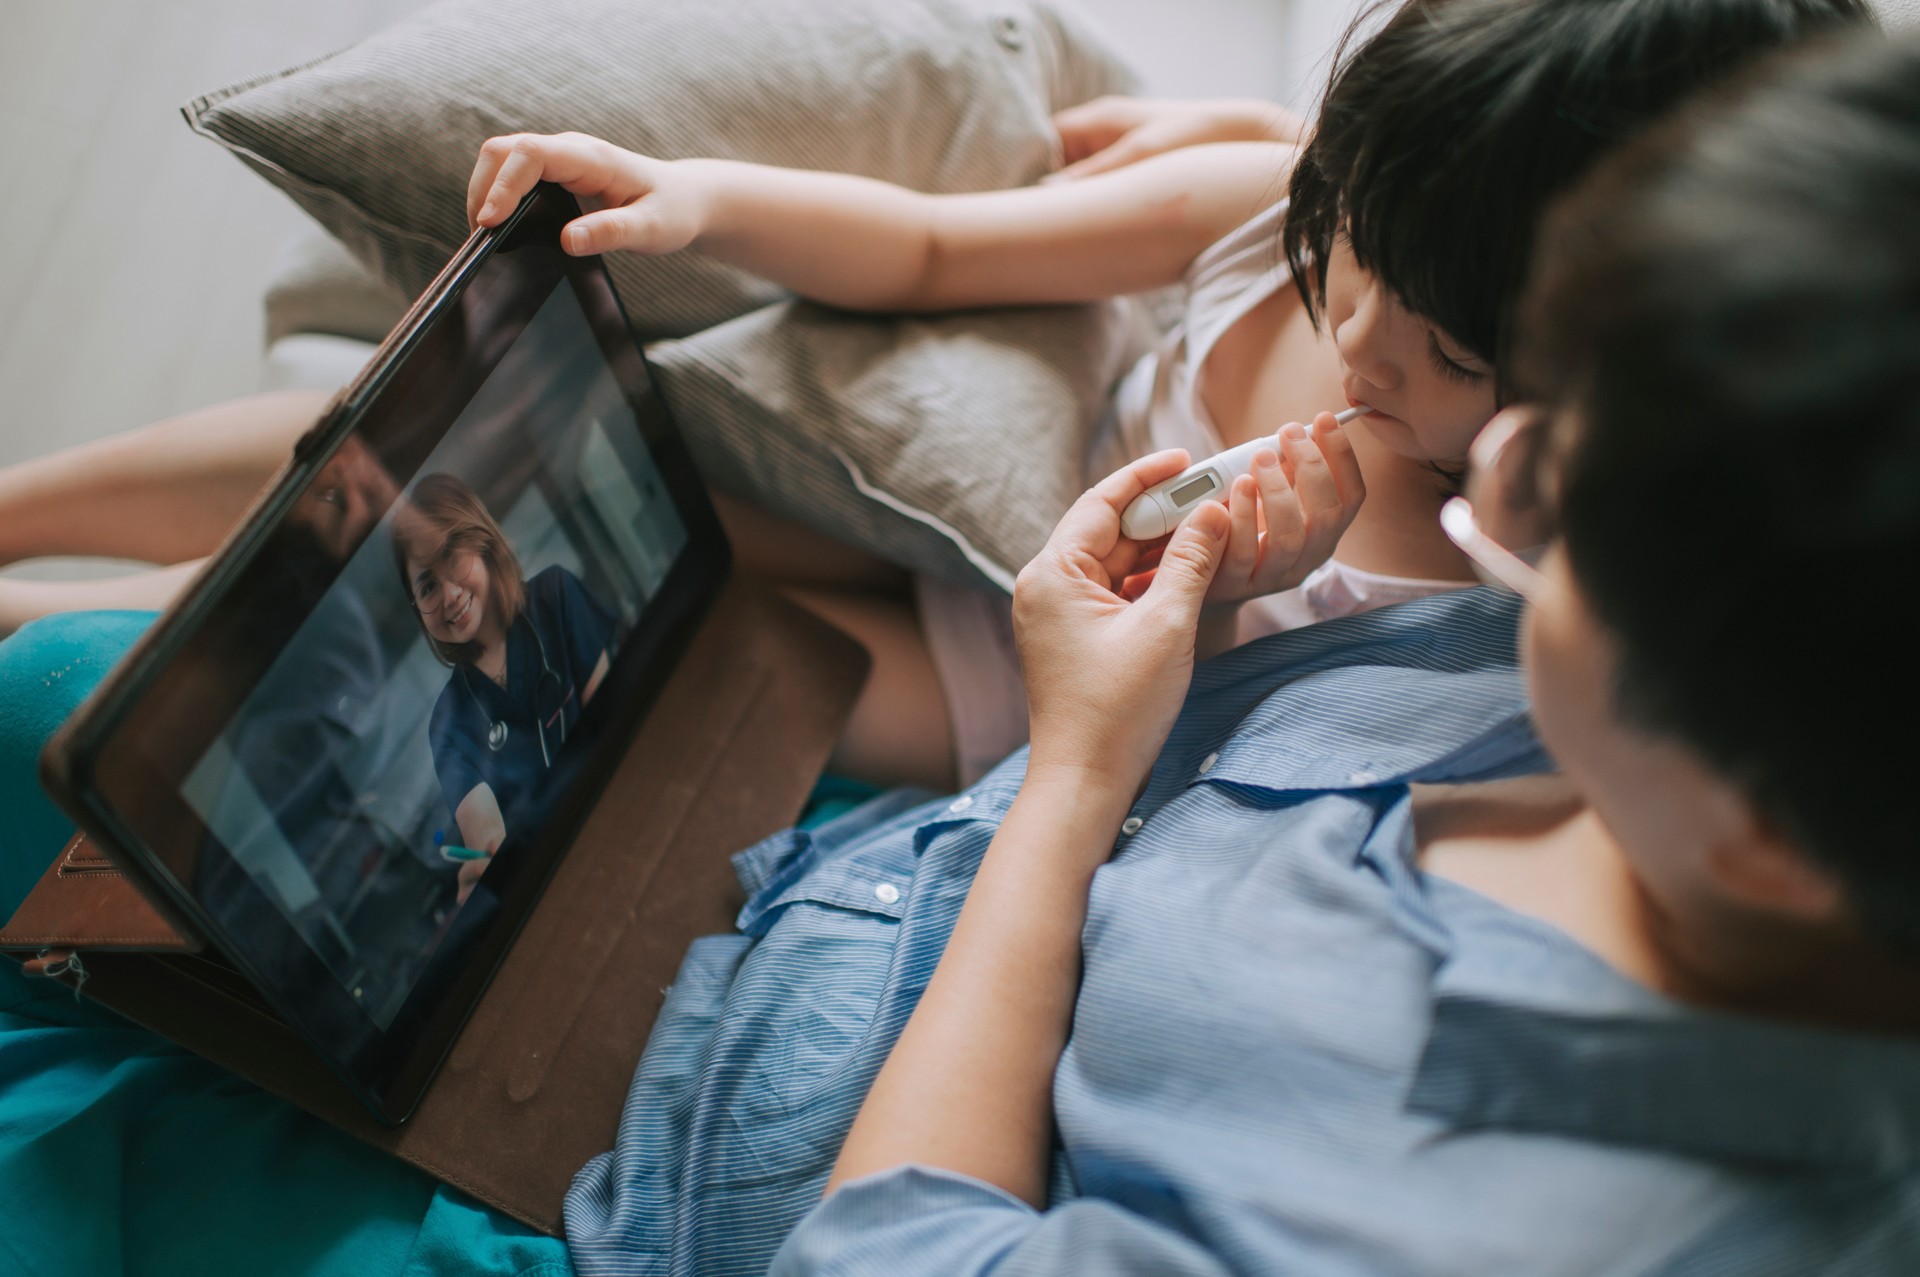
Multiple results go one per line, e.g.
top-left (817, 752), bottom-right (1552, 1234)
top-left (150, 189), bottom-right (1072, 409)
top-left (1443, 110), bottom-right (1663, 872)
top-left (1049, 95), bottom-right (1307, 183)
top-left (467, 132), bottom-right (1295, 312)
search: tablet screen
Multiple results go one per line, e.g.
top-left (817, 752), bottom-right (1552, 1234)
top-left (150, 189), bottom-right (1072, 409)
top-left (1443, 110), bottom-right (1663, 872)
top-left (83, 188), bottom-right (728, 1118)
top-left (182, 279), bottom-right (686, 1030)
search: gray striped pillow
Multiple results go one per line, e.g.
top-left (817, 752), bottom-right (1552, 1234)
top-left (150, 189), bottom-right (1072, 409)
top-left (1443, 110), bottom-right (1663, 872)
top-left (651, 296), bottom-right (1152, 592)
top-left (185, 0), bottom-right (1143, 587)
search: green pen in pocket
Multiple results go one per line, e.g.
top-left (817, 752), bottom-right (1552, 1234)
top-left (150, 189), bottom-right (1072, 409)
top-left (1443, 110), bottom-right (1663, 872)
top-left (434, 831), bottom-right (491, 863)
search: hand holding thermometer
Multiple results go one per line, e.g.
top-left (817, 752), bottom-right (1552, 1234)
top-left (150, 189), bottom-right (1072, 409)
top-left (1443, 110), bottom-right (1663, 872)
top-left (1119, 406), bottom-right (1372, 540)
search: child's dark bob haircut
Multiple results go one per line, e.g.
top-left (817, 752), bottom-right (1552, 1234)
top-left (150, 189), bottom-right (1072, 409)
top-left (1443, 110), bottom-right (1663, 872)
top-left (1282, 0), bottom-right (1871, 372)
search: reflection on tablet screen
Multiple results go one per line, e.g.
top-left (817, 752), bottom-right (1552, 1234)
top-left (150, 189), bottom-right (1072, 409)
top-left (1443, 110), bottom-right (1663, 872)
top-left (179, 284), bottom-right (687, 1030)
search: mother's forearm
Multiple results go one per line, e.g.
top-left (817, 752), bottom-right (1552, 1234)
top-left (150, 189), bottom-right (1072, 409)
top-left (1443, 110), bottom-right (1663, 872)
top-left (827, 768), bottom-right (1134, 1205)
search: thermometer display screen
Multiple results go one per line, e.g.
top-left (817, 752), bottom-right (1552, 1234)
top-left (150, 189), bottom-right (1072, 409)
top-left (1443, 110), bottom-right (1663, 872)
top-left (1170, 473), bottom-right (1220, 506)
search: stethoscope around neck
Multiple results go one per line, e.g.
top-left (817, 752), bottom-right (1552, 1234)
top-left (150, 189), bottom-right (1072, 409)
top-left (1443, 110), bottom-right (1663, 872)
top-left (468, 623), bottom-right (570, 769)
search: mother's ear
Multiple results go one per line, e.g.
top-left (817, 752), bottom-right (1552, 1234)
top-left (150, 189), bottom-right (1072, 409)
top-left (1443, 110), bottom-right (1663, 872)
top-left (1702, 796), bottom-right (1846, 926)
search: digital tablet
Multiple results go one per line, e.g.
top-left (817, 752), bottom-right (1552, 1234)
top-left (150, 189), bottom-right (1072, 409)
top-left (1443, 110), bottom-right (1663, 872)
top-left (42, 185), bottom-right (730, 1124)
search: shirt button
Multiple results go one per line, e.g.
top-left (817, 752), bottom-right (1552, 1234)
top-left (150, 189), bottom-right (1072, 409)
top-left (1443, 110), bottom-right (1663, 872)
top-left (1349, 770), bottom-right (1379, 785)
top-left (1199, 751), bottom-right (1220, 774)
top-left (1120, 816), bottom-right (1144, 835)
top-left (948, 795), bottom-right (974, 814)
top-left (874, 882), bottom-right (901, 905)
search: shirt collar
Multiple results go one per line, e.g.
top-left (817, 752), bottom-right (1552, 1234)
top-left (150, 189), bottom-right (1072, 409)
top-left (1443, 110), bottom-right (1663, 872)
top-left (1152, 587), bottom-right (1548, 799)
top-left (1412, 872), bottom-right (1920, 1173)
top-left (1411, 990), bottom-right (1920, 1172)
top-left (1150, 586), bottom-right (1920, 1172)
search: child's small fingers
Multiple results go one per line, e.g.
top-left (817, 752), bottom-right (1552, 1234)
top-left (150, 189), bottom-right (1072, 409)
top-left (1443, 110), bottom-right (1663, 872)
top-left (1225, 473), bottom-right (1260, 581)
top-left (1254, 445), bottom-right (1305, 559)
top-left (479, 140), bottom-right (558, 227)
top-left (466, 138), bottom-right (512, 227)
top-left (1285, 424), bottom-right (1344, 527)
top-left (564, 209), bottom-right (632, 255)
top-left (1308, 412), bottom-right (1367, 510)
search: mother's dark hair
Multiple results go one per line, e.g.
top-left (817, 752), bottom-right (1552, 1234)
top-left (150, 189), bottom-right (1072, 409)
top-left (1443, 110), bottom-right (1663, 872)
top-left (1283, 0), bottom-right (1872, 373)
top-left (1520, 30), bottom-right (1920, 951)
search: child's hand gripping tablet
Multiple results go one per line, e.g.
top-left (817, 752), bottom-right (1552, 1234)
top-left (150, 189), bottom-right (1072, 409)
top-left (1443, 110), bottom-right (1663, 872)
top-left (469, 132), bottom-right (709, 257)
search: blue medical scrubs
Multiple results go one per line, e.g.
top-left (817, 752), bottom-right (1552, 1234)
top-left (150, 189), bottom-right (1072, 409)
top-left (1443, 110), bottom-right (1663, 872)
top-left (427, 565), bottom-right (616, 851)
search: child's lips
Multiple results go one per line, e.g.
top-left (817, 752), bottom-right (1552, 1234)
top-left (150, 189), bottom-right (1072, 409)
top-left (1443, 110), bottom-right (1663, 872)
top-left (1349, 394), bottom-right (1400, 426)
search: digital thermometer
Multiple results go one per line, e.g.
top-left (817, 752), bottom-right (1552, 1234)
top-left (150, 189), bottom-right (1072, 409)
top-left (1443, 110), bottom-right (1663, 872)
top-left (1119, 406), bottom-right (1372, 540)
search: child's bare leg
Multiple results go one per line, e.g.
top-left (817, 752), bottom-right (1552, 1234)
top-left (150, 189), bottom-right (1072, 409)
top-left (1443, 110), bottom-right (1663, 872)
top-left (0, 561), bottom-right (205, 634)
top-left (782, 586), bottom-right (956, 792)
top-left (0, 390), bottom-right (326, 636)
top-left (714, 495), bottom-right (953, 788)
top-left (0, 390), bottom-right (327, 568)
top-left (711, 491), bottom-right (908, 592)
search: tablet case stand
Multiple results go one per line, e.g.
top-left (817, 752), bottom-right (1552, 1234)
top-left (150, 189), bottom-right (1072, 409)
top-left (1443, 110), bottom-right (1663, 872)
top-left (0, 576), bottom-right (868, 1236)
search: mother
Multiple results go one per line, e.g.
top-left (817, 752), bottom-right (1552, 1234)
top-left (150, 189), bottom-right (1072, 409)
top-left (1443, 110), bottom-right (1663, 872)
top-left (567, 28), bottom-right (1920, 1277)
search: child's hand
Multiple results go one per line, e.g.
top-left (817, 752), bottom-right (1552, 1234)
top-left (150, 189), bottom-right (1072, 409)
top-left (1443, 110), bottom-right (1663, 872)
top-left (466, 132), bottom-right (708, 257)
top-left (1203, 412), bottom-right (1366, 607)
top-left (1047, 96), bottom-right (1307, 183)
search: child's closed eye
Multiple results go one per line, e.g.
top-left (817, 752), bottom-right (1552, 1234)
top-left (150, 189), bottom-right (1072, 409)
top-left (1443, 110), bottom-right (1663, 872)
top-left (1427, 332), bottom-right (1489, 385)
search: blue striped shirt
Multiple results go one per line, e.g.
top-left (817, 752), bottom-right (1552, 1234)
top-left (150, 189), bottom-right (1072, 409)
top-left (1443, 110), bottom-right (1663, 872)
top-left (564, 588), bottom-right (1920, 1276)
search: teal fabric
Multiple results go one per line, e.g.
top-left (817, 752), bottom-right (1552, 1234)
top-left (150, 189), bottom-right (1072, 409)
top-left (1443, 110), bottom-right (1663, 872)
top-left (796, 773), bottom-right (883, 831)
top-left (0, 611), bottom-right (571, 1277)
top-left (0, 612), bottom-right (158, 923)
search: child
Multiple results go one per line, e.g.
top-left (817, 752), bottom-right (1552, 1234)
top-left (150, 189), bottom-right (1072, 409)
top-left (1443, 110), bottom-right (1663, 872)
top-left (470, 0), bottom-right (1870, 787)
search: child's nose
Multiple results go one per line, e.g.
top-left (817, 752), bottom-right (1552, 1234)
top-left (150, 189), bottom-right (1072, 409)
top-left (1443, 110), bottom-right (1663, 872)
top-left (1335, 287), bottom-right (1401, 391)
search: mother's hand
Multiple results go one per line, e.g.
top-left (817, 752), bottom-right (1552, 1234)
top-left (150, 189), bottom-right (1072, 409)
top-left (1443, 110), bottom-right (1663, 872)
top-left (1014, 451), bottom-right (1229, 797)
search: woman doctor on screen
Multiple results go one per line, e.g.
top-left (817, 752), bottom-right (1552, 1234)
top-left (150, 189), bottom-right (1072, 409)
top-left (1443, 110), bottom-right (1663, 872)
top-left (392, 473), bottom-right (616, 903)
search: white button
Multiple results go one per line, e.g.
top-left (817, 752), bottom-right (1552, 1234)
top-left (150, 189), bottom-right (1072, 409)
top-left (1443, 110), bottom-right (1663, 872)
top-left (948, 795), bottom-right (974, 814)
top-left (1120, 816), bottom-right (1144, 835)
top-left (1199, 751), bottom-right (1220, 774)
top-left (874, 882), bottom-right (901, 905)
top-left (1348, 770), bottom-right (1379, 785)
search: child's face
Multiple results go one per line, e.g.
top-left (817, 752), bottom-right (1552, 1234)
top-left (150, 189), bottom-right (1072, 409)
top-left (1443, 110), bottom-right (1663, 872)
top-left (1322, 235), bottom-right (1498, 465)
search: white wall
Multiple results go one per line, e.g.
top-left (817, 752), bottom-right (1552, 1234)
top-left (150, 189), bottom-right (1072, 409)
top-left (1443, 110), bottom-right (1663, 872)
top-left (1072, 0), bottom-right (1370, 111)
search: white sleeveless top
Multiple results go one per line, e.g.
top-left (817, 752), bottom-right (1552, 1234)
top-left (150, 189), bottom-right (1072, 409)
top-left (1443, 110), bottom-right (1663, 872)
top-left (919, 201), bottom-right (1461, 782)
top-left (1087, 199), bottom-right (1461, 642)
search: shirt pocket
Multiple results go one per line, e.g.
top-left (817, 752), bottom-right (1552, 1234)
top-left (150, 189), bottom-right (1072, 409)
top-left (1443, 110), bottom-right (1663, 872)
top-left (735, 905), bottom-right (902, 1120)
top-left (734, 789), bottom-right (939, 935)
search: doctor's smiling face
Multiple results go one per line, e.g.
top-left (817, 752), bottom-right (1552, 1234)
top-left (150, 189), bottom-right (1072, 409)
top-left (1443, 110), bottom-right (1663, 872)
top-left (391, 472), bottom-right (528, 667)
top-left (409, 543), bottom-right (492, 647)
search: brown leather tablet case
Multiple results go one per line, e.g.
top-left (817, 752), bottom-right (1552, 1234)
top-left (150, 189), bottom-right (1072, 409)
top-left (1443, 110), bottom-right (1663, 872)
top-left (0, 576), bottom-right (867, 1235)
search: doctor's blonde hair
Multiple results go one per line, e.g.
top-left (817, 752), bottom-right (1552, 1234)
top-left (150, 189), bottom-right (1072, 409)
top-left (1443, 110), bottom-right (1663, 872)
top-left (391, 472), bottom-right (527, 667)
